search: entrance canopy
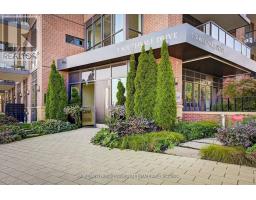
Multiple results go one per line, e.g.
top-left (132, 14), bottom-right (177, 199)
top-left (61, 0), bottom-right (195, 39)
top-left (58, 23), bottom-right (256, 76)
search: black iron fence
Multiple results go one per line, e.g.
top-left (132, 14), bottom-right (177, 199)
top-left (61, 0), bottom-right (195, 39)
top-left (183, 96), bottom-right (256, 112)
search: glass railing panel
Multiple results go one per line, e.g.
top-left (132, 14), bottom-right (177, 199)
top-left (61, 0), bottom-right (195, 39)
top-left (242, 44), bottom-right (247, 56)
top-left (234, 40), bottom-right (242, 53)
top-left (219, 29), bottom-right (225, 44)
top-left (226, 33), bottom-right (234, 49)
top-left (247, 48), bottom-right (251, 58)
top-left (211, 23), bottom-right (219, 40)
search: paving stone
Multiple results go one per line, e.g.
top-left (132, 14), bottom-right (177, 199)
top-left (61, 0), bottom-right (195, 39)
top-left (165, 147), bottom-right (200, 158)
top-left (193, 138), bottom-right (222, 145)
top-left (179, 141), bottom-right (210, 150)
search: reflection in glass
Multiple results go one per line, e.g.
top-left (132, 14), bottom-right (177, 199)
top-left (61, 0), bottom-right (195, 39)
top-left (219, 29), bottom-right (225, 44)
top-left (112, 64), bottom-right (127, 78)
top-left (87, 25), bottom-right (93, 49)
top-left (226, 34), bottom-right (234, 49)
top-left (95, 19), bottom-right (101, 44)
top-left (242, 45), bottom-right (247, 56)
top-left (113, 31), bottom-right (124, 44)
top-left (103, 14), bottom-right (111, 39)
top-left (235, 40), bottom-right (241, 53)
top-left (211, 23), bottom-right (218, 40)
top-left (113, 14), bottom-right (124, 33)
top-left (82, 70), bottom-right (95, 82)
top-left (103, 37), bottom-right (111, 47)
top-left (111, 78), bottom-right (126, 106)
top-left (96, 67), bottom-right (111, 80)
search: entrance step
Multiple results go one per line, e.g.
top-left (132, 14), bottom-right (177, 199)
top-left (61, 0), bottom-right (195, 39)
top-left (192, 138), bottom-right (222, 145)
top-left (178, 141), bottom-right (210, 150)
top-left (165, 146), bottom-right (200, 158)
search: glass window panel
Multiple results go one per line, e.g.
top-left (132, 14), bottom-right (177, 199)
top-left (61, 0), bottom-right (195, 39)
top-left (127, 14), bottom-right (141, 32)
top-left (128, 30), bottom-right (141, 39)
top-left (69, 72), bottom-right (81, 83)
top-left (235, 40), bottom-right (241, 53)
top-left (226, 34), bottom-right (234, 49)
top-left (94, 19), bottom-right (101, 44)
top-left (205, 23), bottom-right (210, 35)
top-left (103, 37), bottom-right (111, 47)
top-left (194, 83), bottom-right (199, 105)
top-left (96, 67), bottom-right (111, 80)
top-left (103, 14), bottom-right (111, 39)
top-left (211, 23), bottom-right (218, 40)
top-left (113, 31), bottom-right (124, 44)
top-left (247, 48), bottom-right (251, 58)
top-left (242, 44), bottom-right (247, 56)
top-left (112, 64), bottom-right (127, 78)
top-left (219, 29), bottom-right (225, 44)
top-left (82, 70), bottom-right (95, 82)
top-left (113, 14), bottom-right (124, 33)
top-left (111, 78), bottom-right (126, 106)
top-left (87, 25), bottom-right (93, 49)
top-left (185, 82), bottom-right (193, 102)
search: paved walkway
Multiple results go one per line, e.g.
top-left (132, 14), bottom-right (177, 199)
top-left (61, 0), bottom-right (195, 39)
top-left (0, 128), bottom-right (255, 185)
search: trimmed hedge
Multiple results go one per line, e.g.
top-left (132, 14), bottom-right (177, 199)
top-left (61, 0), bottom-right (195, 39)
top-left (91, 129), bottom-right (185, 153)
top-left (200, 144), bottom-right (256, 167)
top-left (173, 121), bottom-right (219, 141)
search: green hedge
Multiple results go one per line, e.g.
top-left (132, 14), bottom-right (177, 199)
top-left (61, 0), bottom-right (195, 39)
top-left (200, 144), bottom-right (256, 167)
top-left (173, 121), bottom-right (219, 141)
top-left (91, 129), bottom-right (185, 153)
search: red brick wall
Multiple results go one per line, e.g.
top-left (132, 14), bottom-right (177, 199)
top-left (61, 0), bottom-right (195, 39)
top-left (235, 27), bottom-right (245, 42)
top-left (182, 112), bottom-right (221, 123)
top-left (41, 14), bottom-right (84, 104)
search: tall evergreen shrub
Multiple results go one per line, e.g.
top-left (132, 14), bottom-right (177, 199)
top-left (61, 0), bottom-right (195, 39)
top-left (116, 80), bottom-right (126, 105)
top-left (46, 60), bottom-right (68, 121)
top-left (125, 54), bottom-right (136, 118)
top-left (70, 87), bottom-right (81, 106)
top-left (134, 45), bottom-right (157, 119)
top-left (154, 40), bottom-right (177, 129)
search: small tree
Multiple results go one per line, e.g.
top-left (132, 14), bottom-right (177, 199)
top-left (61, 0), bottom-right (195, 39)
top-left (154, 40), bottom-right (177, 129)
top-left (116, 80), bottom-right (126, 105)
top-left (134, 45), bottom-right (157, 119)
top-left (70, 87), bottom-right (81, 106)
top-left (126, 54), bottom-right (136, 118)
top-left (46, 60), bottom-right (68, 121)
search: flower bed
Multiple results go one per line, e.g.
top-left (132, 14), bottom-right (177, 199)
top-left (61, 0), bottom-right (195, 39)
top-left (91, 129), bottom-right (185, 153)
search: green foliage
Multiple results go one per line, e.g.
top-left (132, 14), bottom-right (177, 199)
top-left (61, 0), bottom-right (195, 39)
top-left (116, 80), bottom-right (126, 105)
top-left (134, 45), bottom-right (157, 120)
top-left (223, 77), bottom-right (256, 98)
top-left (126, 54), bottom-right (136, 118)
top-left (200, 144), bottom-right (256, 167)
top-left (91, 129), bottom-right (185, 153)
top-left (45, 60), bottom-right (68, 121)
top-left (0, 115), bottom-right (18, 126)
top-left (246, 144), bottom-right (256, 154)
top-left (174, 121), bottom-right (219, 141)
top-left (70, 87), bottom-right (81, 106)
top-left (154, 40), bottom-right (177, 129)
top-left (64, 105), bottom-right (82, 127)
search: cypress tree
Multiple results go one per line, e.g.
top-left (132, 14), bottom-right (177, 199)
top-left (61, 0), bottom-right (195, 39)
top-left (46, 60), bottom-right (68, 121)
top-left (116, 80), bottom-right (126, 105)
top-left (70, 87), bottom-right (81, 106)
top-left (125, 54), bottom-right (136, 118)
top-left (134, 45), bottom-right (157, 119)
top-left (154, 40), bottom-right (177, 129)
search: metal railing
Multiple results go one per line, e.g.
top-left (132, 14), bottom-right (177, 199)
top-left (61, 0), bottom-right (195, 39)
top-left (183, 96), bottom-right (256, 112)
top-left (197, 21), bottom-right (251, 58)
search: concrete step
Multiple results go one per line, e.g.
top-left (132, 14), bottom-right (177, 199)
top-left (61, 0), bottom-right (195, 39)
top-left (179, 141), bottom-right (210, 150)
top-left (192, 138), bottom-right (222, 145)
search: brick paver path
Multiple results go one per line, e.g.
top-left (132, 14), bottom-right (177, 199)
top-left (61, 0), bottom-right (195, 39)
top-left (0, 128), bottom-right (255, 185)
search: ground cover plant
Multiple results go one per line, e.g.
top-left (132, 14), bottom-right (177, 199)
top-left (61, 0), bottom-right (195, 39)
top-left (91, 128), bottom-right (185, 153)
top-left (200, 144), bottom-right (256, 167)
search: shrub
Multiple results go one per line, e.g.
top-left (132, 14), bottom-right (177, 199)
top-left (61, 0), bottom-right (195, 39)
top-left (200, 144), bottom-right (256, 167)
top-left (31, 119), bottom-right (76, 135)
top-left (3, 125), bottom-right (27, 138)
top-left (126, 54), bottom-right (136, 118)
top-left (154, 40), bottom-right (177, 129)
top-left (0, 131), bottom-right (16, 144)
top-left (64, 105), bottom-right (82, 127)
top-left (45, 60), bottom-right (68, 121)
top-left (116, 80), bottom-right (126, 106)
top-left (174, 121), bottom-right (219, 140)
top-left (216, 121), bottom-right (256, 148)
top-left (0, 115), bottom-right (18, 126)
top-left (246, 144), bottom-right (256, 154)
top-left (70, 87), bottom-right (81, 106)
top-left (91, 129), bottom-right (185, 153)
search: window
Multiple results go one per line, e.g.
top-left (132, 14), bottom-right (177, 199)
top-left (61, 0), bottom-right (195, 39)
top-left (85, 14), bottom-right (142, 50)
top-left (66, 35), bottom-right (84, 47)
top-left (127, 14), bottom-right (142, 39)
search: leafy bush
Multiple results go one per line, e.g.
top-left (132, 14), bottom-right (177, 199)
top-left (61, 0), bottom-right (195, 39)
top-left (174, 121), bottom-right (219, 140)
top-left (246, 144), bottom-right (256, 154)
top-left (0, 131), bottom-right (16, 144)
top-left (200, 144), bottom-right (256, 167)
top-left (116, 80), bottom-right (126, 106)
top-left (216, 122), bottom-right (256, 148)
top-left (91, 129), bottom-right (185, 153)
top-left (0, 115), bottom-right (18, 126)
top-left (64, 105), bottom-right (82, 127)
top-left (31, 119), bottom-right (76, 135)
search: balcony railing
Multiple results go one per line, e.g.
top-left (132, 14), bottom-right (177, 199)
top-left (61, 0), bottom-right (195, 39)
top-left (183, 96), bottom-right (256, 112)
top-left (197, 21), bottom-right (251, 59)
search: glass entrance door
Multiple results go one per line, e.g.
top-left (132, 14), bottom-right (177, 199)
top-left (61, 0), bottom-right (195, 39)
top-left (82, 83), bottom-right (95, 126)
